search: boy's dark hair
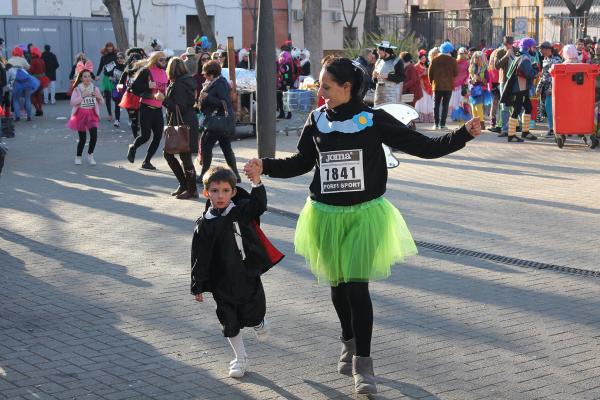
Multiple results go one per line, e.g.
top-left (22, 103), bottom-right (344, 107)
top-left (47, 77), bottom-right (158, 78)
top-left (203, 166), bottom-right (237, 189)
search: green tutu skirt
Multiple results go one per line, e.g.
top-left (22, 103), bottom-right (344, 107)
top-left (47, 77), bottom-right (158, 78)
top-left (294, 197), bottom-right (418, 286)
top-left (100, 75), bottom-right (114, 92)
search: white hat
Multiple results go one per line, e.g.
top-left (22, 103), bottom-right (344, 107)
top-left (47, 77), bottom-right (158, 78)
top-left (184, 46), bottom-right (196, 56)
top-left (375, 41), bottom-right (397, 50)
top-left (238, 48), bottom-right (249, 59)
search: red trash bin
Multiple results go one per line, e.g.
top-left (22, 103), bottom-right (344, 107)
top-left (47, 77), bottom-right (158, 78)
top-left (550, 63), bottom-right (600, 148)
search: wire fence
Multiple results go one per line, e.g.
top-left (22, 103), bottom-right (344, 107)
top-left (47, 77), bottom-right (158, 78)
top-left (378, 6), bottom-right (540, 49)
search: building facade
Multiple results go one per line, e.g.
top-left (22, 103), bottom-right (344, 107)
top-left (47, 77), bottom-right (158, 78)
top-left (2, 0), bottom-right (409, 54)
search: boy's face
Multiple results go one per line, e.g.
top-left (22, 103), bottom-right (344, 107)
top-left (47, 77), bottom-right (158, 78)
top-left (204, 180), bottom-right (236, 209)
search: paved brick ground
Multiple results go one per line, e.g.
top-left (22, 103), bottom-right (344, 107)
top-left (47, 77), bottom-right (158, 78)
top-left (1, 102), bottom-right (599, 399)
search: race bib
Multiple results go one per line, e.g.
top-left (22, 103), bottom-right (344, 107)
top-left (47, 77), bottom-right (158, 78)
top-left (319, 149), bottom-right (365, 194)
top-left (104, 61), bottom-right (116, 73)
top-left (80, 95), bottom-right (96, 109)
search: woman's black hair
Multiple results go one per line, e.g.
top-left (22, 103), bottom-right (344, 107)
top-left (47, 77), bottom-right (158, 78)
top-left (322, 56), bottom-right (368, 99)
top-left (400, 52), bottom-right (412, 63)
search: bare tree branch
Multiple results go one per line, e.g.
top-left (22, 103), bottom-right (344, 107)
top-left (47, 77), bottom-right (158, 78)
top-left (130, 0), bottom-right (141, 46)
top-left (563, 0), bottom-right (594, 16)
top-left (340, 0), bottom-right (362, 28)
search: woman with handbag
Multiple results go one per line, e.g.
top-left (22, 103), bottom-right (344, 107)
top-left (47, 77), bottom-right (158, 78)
top-left (163, 57), bottom-right (199, 199)
top-left (198, 60), bottom-right (241, 184)
top-left (126, 51), bottom-right (168, 170)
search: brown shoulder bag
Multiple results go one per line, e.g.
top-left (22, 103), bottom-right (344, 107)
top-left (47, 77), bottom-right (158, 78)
top-left (163, 106), bottom-right (190, 154)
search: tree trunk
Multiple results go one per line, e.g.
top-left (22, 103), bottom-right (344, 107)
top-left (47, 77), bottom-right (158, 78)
top-left (302, 0), bottom-right (322, 78)
top-left (363, 0), bottom-right (379, 40)
top-left (102, 0), bottom-right (129, 51)
top-left (130, 0), bottom-right (141, 47)
top-left (256, 0), bottom-right (277, 157)
top-left (564, 0), bottom-right (594, 37)
top-left (564, 0), bottom-right (594, 17)
top-left (194, 0), bottom-right (217, 51)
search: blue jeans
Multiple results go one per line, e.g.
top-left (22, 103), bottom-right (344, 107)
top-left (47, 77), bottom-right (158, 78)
top-left (12, 87), bottom-right (32, 119)
top-left (545, 95), bottom-right (553, 130)
top-left (501, 104), bottom-right (510, 133)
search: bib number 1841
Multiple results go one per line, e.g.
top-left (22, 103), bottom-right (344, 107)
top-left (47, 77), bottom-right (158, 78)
top-left (319, 149), bottom-right (364, 194)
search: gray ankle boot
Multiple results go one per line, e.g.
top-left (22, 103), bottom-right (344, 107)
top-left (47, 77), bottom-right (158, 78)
top-left (352, 355), bottom-right (377, 394)
top-left (337, 337), bottom-right (355, 375)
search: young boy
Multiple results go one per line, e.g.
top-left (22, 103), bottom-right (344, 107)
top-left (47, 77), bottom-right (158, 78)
top-left (191, 166), bottom-right (282, 378)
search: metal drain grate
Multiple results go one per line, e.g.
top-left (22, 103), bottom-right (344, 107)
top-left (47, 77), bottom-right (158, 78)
top-left (268, 207), bottom-right (600, 279)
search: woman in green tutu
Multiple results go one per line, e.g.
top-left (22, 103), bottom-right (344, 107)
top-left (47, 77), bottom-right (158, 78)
top-left (244, 56), bottom-right (481, 394)
top-left (96, 42), bottom-right (119, 124)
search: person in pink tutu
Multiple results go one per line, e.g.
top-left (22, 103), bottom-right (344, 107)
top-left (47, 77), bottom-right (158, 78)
top-left (67, 67), bottom-right (103, 165)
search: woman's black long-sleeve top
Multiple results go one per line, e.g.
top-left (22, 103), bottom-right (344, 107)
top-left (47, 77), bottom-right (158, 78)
top-left (261, 98), bottom-right (473, 206)
top-left (96, 53), bottom-right (117, 77)
top-left (200, 75), bottom-right (234, 117)
top-left (163, 74), bottom-right (199, 151)
top-left (128, 68), bottom-right (153, 99)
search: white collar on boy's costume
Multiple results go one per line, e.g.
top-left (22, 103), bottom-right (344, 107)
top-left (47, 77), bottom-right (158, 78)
top-left (204, 202), bottom-right (235, 220)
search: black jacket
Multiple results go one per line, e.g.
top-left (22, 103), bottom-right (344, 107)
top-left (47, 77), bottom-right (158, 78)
top-left (0, 63), bottom-right (6, 90)
top-left (355, 56), bottom-right (375, 89)
top-left (129, 68), bottom-right (154, 99)
top-left (262, 98), bottom-right (473, 207)
top-left (41, 51), bottom-right (59, 81)
top-left (163, 74), bottom-right (199, 152)
top-left (200, 75), bottom-right (233, 117)
top-left (191, 185), bottom-right (276, 303)
top-left (96, 53), bottom-right (118, 77)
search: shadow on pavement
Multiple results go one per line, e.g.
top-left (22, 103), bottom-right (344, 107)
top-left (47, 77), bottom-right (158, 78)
top-left (0, 248), bottom-right (250, 399)
top-left (0, 228), bottom-right (152, 288)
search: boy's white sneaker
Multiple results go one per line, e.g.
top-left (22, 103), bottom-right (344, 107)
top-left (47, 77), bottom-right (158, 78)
top-left (228, 357), bottom-right (247, 378)
top-left (253, 318), bottom-right (270, 342)
top-left (74, 156), bottom-right (82, 165)
top-left (87, 153), bottom-right (96, 165)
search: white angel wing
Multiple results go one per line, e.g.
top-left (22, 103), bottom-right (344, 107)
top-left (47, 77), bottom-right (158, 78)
top-left (373, 103), bottom-right (419, 169)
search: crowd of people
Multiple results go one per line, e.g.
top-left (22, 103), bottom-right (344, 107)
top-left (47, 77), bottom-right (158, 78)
top-left (353, 35), bottom-right (600, 143)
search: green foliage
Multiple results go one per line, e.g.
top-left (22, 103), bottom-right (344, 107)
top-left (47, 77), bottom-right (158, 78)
top-left (344, 32), bottom-right (420, 60)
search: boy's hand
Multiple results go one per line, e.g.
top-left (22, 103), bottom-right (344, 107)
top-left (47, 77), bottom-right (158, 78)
top-left (195, 293), bottom-right (204, 302)
top-left (247, 171), bottom-right (261, 185)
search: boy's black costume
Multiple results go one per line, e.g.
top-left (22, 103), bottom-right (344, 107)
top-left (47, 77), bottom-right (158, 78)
top-left (191, 185), bottom-right (283, 337)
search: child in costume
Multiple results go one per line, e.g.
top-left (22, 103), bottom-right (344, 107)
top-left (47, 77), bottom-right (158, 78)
top-left (451, 88), bottom-right (472, 123)
top-left (468, 51), bottom-right (492, 129)
top-left (67, 68), bottom-right (103, 165)
top-left (191, 167), bottom-right (283, 378)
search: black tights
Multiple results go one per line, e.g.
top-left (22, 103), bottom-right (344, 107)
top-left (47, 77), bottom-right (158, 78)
top-left (276, 90), bottom-right (284, 113)
top-left (331, 282), bottom-right (373, 357)
top-left (132, 105), bottom-right (163, 163)
top-left (103, 90), bottom-right (120, 121)
top-left (77, 128), bottom-right (98, 156)
top-left (199, 129), bottom-right (240, 183)
top-left (127, 109), bottom-right (139, 139)
top-left (511, 91), bottom-right (532, 119)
